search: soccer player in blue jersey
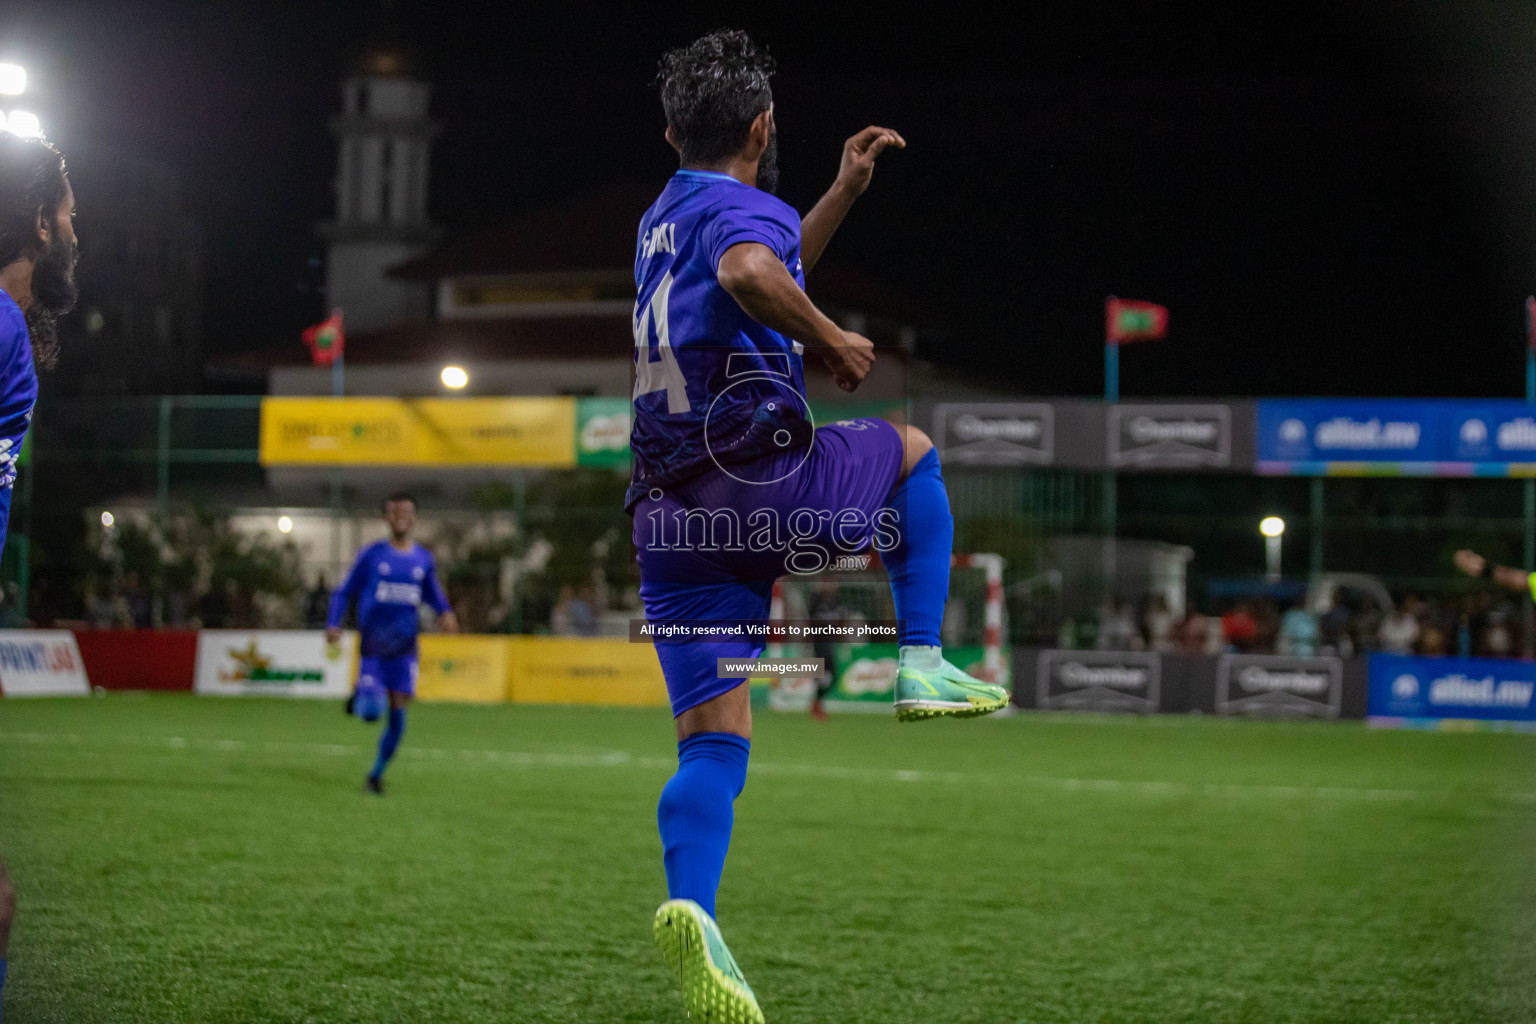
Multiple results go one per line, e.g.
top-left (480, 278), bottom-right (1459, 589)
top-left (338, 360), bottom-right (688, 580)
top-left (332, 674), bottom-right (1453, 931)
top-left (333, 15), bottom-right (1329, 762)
top-left (0, 129), bottom-right (79, 1024)
top-left (633, 32), bottom-right (1009, 1022)
top-left (327, 492), bottom-right (458, 795)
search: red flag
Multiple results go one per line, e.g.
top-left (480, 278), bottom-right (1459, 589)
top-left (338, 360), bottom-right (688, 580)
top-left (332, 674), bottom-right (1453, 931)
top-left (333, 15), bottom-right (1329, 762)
top-left (1106, 297), bottom-right (1168, 344)
top-left (302, 309), bottom-right (344, 366)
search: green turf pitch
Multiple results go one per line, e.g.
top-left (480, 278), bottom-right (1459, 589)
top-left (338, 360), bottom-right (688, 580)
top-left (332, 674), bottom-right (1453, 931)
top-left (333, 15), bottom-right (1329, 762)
top-left (1, 696), bottom-right (1534, 1023)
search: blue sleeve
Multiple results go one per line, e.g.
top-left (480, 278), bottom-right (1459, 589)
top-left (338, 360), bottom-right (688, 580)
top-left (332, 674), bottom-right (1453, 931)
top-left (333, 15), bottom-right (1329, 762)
top-left (0, 304), bottom-right (35, 554)
top-left (327, 546), bottom-right (371, 628)
top-left (703, 193), bottom-right (800, 274)
top-left (423, 554), bottom-right (451, 615)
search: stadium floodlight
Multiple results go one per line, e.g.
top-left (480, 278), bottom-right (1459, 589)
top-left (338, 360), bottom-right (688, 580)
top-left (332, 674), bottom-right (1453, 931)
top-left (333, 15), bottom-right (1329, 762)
top-left (1260, 516), bottom-right (1284, 580)
top-left (441, 365), bottom-right (468, 389)
top-left (100, 511), bottom-right (114, 528)
top-left (0, 65), bottom-right (25, 96)
top-left (4, 110), bottom-right (41, 137)
top-left (277, 515), bottom-right (294, 534)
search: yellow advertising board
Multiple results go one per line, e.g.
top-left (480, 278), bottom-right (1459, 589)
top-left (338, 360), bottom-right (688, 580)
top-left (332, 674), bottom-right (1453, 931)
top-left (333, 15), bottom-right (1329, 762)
top-left (409, 635), bottom-right (669, 708)
top-left (416, 634), bottom-right (513, 704)
top-left (259, 397), bottom-right (577, 467)
top-left (507, 636), bottom-right (670, 707)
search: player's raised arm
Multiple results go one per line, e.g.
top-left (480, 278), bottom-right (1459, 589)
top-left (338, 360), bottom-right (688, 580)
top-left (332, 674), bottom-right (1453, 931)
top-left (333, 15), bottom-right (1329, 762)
top-left (1454, 548), bottom-right (1536, 598)
top-left (716, 241), bottom-right (876, 391)
top-left (800, 125), bottom-right (905, 273)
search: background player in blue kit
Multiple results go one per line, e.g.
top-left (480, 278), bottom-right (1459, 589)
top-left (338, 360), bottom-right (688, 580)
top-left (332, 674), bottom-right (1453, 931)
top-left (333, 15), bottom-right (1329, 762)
top-left (633, 32), bottom-right (1009, 1023)
top-left (0, 129), bottom-right (79, 1024)
top-left (327, 492), bottom-right (458, 795)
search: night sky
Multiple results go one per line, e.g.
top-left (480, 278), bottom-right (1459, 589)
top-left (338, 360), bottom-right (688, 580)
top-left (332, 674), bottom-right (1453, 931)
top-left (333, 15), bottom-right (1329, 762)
top-left (2, 0), bottom-right (1534, 398)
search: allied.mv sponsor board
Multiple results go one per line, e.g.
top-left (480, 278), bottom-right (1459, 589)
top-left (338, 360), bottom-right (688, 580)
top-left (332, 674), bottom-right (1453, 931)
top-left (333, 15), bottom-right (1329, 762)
top-left (194, 630), bottom-right (357, 698)
top-left (0, 630), bottom-right (90, 696)
top-left (1368, 654), bottom-right (1536, 731)
top-left (1216, 654), bottom-right (1342, 718)
top-left (1035, 650), bottom-right (1160, 713)
top-left (1257, 398), bottom-right (1536, 475)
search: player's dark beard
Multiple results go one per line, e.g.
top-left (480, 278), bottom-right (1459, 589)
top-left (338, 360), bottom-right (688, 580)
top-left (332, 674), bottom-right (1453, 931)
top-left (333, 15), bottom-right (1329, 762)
top-left (24, 231), bottom-right (79, 372)
top-left (756, 130), bottom-right (779, 195)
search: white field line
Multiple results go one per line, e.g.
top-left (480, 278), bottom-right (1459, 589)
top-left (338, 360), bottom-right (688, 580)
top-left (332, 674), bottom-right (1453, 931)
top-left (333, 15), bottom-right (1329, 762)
top-left (0, 730), bottom-right (1532, 805)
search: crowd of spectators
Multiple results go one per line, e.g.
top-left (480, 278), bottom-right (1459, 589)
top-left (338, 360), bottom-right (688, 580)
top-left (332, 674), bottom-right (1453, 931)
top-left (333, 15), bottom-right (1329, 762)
top-left (1062, 589), bottom-right (1527, 659)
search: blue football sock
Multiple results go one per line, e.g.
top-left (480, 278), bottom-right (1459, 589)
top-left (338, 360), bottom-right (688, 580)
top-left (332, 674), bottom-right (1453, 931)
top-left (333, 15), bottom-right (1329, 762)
top-left (370, 706), bottom-right (406, 780)
top-left (1, 956), bottom-right (7, 1023)
top-left (881, 447), bottom-right (954, 647)
top-left (657, 732), bottom-right (750, 920)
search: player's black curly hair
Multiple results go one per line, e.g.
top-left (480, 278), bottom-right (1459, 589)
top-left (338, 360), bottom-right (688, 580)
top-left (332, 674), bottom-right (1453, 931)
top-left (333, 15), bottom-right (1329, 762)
top-left (657, 29), bottom-right (775, 166)
top-left (0, 132), bottom-right (67, 268)
top-left (0, 132), bottom-right (71, 370)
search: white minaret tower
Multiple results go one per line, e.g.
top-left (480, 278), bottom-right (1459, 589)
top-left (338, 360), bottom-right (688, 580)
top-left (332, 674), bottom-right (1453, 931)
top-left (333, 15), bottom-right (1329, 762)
top-left (318, 46), bottom-right (439, 332)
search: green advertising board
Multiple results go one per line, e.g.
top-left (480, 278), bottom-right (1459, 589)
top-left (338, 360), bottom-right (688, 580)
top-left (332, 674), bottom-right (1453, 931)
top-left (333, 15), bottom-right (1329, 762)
top-left (754, 642), bottom-right (1003, 711)
top-left (574, 397), bottom-right (632, 467)
top-left (572, 398), bottom-right (904, 469)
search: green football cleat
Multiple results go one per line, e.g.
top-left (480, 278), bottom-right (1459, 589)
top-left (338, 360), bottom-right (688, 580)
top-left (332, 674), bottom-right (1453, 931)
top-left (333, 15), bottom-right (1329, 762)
top-left (653, 899), bottom-right (765, 1024)
top-left (893, 648), bottom-right (1010, 722)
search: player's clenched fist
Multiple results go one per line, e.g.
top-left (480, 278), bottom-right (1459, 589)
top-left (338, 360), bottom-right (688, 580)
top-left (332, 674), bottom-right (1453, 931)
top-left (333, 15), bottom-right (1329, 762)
top-left (836, 126), bottom-right (905, 197)
top-left (826, 330), bottom-right (875, 392)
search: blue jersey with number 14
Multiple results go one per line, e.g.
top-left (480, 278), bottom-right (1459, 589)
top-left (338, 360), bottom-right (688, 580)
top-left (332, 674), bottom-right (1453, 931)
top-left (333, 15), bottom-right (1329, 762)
top-left (626, 170), bottom-right (811, 511)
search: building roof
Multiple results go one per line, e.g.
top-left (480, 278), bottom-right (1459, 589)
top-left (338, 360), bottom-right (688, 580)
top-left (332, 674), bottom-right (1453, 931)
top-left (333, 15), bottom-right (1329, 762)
top-left (389, 187), bottom-right (649, 280)
top-left (212, 316), bottom-right (630, 372)
top-left (388, 185), bottom-right (930, 324)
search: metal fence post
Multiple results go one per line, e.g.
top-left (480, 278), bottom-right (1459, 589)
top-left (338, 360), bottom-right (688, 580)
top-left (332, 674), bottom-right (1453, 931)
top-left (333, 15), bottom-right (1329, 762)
top-left (1309, 476), bottom-right (1324, 580)
top-left (156, 396), bottom-right (172, 516)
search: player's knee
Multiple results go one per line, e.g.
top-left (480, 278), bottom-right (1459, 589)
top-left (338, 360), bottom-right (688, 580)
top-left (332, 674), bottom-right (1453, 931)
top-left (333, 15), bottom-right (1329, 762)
top-left (899, 424), bottom-right (934, 479)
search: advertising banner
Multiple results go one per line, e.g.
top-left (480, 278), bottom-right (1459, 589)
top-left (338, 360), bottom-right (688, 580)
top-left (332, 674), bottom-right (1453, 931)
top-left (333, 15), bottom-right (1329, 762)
top-left (259, 397), bottom-right (578, 467)
top-left (1216, 654), bottom-right (1342, 718)
top-left (1035, 649), bottom-right (1160, 713)
top-left (507, 637), bottom-right (669, 706)
top-left (1257, 399), bottom-right (1536, 475)
top-left (930, 400), bottom-right (1248, 471)
top-left (933, 403), bottom-right (1054, 466)
top-left (574, 397), bottom-right (633, 467)
top-left (1258, 399), bottom-right (1439, 469)
top-left (194, 630), bottom-right (356, 698)
top-left (0, 630), bottom-right (89, 696)
top-left (1445, 405), bottom-right (1536, 465)
top-left (416, 634), bottom-right (512, 704)
top-left (1108, 404), bottom-right (1231, 468)
top-left (1368, 654), bottom-right (1536, 730)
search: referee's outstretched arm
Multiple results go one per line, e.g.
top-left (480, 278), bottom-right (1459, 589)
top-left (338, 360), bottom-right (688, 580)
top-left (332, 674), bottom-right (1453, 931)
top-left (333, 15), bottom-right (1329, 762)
top-left (1454, 549), bottom-right (1536, 597)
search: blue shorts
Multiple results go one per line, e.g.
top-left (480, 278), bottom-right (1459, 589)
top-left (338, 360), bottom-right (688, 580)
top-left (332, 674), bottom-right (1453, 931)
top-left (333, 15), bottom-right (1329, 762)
top-left (634, 419), bottom-right (904, 717)
top-left (358, 656), bottom-right (418, 697)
